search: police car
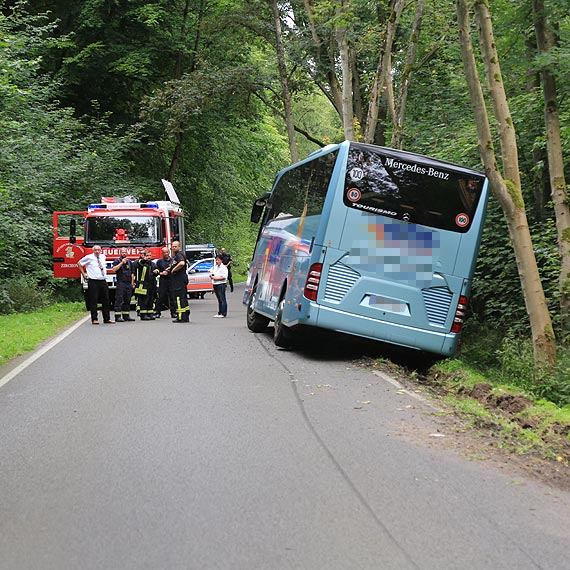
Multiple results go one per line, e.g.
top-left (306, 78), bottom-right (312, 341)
top-left (186, 244), bottom-right (216, 298)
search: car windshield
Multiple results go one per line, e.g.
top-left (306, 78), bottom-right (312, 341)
top-left (85, 216), bottom-right (161, 245)
top-left (188, 258), bottom-right (214, 272)
top-left (186, 250), bottom-right (215, 263)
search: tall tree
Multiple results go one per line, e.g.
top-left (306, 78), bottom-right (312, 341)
top-left (291, 0), bottom-right (406, 142)
top-left (269, 0), bottom-right (299, 162)
top-left (335, 0), bottom-right (355, 139)
top-left (456, 0), bottom-right (556, 370)
top-left (533, 0), bottom-right (570, 341)
top-left (391, 0), bottom-right (425, 149)
top-left (167, 0), bottom-right (205, 181)
top-left (363, 0), bottom-right (405, 143)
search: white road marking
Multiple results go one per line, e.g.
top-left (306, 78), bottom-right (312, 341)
top-left (0, 315), bottom-right (90, 389)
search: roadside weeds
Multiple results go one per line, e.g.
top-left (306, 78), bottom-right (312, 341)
top-left (356, 356), bottom-right (570, 491)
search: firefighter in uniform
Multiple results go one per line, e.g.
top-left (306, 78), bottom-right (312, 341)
top-left (170, 240), bottom-right (190, 323)
top-left (109, 246), bottom-right (134, 322)
top-left (154, 246), bottom-right (175, 319)
top-left (132, 249), bottom-right (157, 320)
top-left (132, 248), bottom-right (146, 316)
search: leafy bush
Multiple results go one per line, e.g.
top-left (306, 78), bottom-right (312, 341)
top-left (464, 329), bottom-right (570, 406)
top-left (0, 276), bottom-right (52, 315)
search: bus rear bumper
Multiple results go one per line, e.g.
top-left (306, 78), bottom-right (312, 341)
top-left (310, 304), bottom-right (459, 356)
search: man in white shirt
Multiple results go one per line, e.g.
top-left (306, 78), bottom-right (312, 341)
top-left (210, 254), bottom-right (228, 318)
top-left (77, 245), bottom-right (115, 325)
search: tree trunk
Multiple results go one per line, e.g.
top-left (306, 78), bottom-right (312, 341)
top-left (457, 0), bottom-right (556, 371)
top-left (335, 1), bottom-right (354, 140)
top-left (533, 0), bottom-right (570, 341)
top-left (270, 0), bottom-right (298, 163)
top-left (168, 0), bottom-right (196, 183)
top-left (363, 0), bottom-right (405, 144)
top-left (351, 48), bottom-right (364, 128)
top-left (392, 0), bottom-right (425, 149)
top-left (301, 0), bottom-right (343, 115)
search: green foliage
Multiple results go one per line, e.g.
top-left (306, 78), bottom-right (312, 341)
top-left (494, 334), bottom-right (570, 405)
top-left (0, 4), bottom-right (155, 289)
top-left (460, 325), bottom-right (570, 406)
top-left (0, 0), bottom-right (569, 389)
top-left (0, 276), bottom-right (52, 315)
top-left (471, 199), bottom-right (561, 337)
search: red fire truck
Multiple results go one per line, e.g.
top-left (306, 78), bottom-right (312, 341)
top-left (52, 180), bottom-right (185, 299)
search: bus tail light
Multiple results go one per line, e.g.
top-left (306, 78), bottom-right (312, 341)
top-left (303, 263), bottom-right (323, 301)
top-left (451, 295), bottom-right (468, 333)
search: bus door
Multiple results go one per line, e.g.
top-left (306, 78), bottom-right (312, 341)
top-left (53, 211), bottom-right (86, 278)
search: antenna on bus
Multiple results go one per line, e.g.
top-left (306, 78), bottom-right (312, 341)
top-left (161, 179), bottom-right (180, 204)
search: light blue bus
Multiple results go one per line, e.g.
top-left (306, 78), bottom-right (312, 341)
top-left (243, 141), bottom-right (489, 356)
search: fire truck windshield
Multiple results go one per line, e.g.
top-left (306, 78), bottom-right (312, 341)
top-left (84, 215), bottom-right (162, 246)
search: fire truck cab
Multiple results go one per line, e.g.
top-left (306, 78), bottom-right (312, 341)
top-left (53, 180), bottom-right (185, 298)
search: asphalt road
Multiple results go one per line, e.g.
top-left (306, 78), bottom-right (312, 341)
top-left (1, 283), bottom-right (569, 570)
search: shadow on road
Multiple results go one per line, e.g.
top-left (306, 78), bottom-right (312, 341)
top-left (260, 326), bottom-right (439, 372)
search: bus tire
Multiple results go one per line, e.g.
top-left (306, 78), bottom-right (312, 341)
top-left (247, 284), bottom-right (269, 332)
top-left (273, 298), bottom-right (293, 348)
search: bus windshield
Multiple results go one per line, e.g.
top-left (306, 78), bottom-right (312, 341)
top-left (84, 215), bottom-right (162, 245)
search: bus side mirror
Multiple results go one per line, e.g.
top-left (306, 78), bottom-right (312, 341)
top-left (69, 219), bottom-right (77, 244)
top-left (251, 193), bottom-right (270, 223)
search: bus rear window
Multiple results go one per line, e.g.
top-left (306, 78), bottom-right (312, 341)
top-left (343, 144), bottom-right (484, 233)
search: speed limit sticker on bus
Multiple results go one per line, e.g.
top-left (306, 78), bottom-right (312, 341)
top-left (347, 188), bottom-right (361, 202)
top-left (455, 213), bottom-right (470, 227)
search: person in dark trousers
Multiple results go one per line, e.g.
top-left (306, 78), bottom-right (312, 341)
top-left (210, 253), bottom-right (228, 318)
top-left (154, 246), bottom-right (175, 318)
top-left (108, 246), bottom-right (134, 321)
top-left (170, 240), bottom-right (190, 323)
top-left (220, 247), bottom-right (234, 293)
top-left (132, 249), bottom-right (157, 320)
top-left (132, 248), bottom-right (146, 316)
top-left (77, 244), bottom-right (114, 324)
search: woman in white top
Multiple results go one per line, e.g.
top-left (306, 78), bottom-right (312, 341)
top-left (210, 254), bottom-right (228, 318)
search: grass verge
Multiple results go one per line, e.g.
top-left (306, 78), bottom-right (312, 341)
top-left (0, 302), bottom-right (86, 368)
top-left (362, 352), bottom-right (570, 487)
top-left (430, 359), bottom-right (570, 463)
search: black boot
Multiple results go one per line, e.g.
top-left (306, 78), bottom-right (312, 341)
top-left (115, 315), bottom-right (123, 322)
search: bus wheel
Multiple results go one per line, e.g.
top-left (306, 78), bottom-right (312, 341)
top-left (273, 298), bottom-right (293, 348)
top-left (247, 284), bottom-right (269, 332)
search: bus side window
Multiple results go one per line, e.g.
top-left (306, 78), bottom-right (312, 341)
top-left (268, 151), bottom-right (337, 222)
